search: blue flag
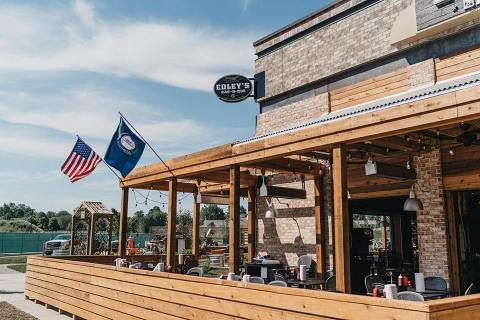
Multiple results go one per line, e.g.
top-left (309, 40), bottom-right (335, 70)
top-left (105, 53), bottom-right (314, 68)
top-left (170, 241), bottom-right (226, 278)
top-left (104, 118), bottom-right (145, 177)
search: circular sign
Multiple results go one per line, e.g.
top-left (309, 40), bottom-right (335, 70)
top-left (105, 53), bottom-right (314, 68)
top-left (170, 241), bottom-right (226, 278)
top-left (214, 74), bottom-right (252, 103)
top-left (118, 134), bottom-right (136, 155)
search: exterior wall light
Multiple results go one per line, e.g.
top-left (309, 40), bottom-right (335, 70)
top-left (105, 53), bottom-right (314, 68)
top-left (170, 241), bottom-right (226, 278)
top-left (403, 185), bottom-right (424, 211)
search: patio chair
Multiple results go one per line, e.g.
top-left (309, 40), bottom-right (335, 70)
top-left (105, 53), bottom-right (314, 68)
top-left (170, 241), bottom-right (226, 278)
top-left (465, 283), bottom-right (475, 295)
top-left (424, 276), bottom-right (447, 291)
top-left (228, 274), bottom-right (242, 281)
top-left (268, 280), bottom-right (287, 287)
top-left (186, 267), bottom-right (203, 277)
top-left (274, 269), bottom-right (290, 282)
top-left (397, 291), bottom-right (424, 301)
top-left (365, 275), bottom-right (385, 294)
top-left (325, 275), bottom-right (336, 292)
top-left (250, 276), bottom-right (265, 284)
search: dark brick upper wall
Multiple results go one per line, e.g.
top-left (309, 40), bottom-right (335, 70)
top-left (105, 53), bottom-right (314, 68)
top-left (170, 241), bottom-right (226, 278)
top-left (416, 0), bottom-right (465, 30)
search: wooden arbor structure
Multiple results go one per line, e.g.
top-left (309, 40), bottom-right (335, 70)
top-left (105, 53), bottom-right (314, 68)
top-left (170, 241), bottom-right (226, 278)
top-left (118, 48), bottom-right (480, 293)
top-left (70, 201), bottom-right (114, 256)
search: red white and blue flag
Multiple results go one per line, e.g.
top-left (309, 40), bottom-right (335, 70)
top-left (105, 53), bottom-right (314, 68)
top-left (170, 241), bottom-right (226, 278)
top-left (61, 138), bottom-right (102, 182)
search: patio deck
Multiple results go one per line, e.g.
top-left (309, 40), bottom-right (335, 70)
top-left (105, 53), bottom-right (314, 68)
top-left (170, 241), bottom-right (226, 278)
top-left (25, 256), bottom-right (480, 320)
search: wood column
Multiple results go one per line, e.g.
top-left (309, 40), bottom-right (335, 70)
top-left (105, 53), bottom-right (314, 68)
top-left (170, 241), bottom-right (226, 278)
top-left (167, 177), bottom-right (177, 270)
top-left (446, 191), bottom-right (460, 294)
top-left (333, 144), bottom-right (351, 293)
top-left (88, 215), bottom-right (96, 255)
top-left (118, 187), bottom-right (129, 258)
top-left (314, 175), bottom-right (325, 278)
top-left (69, 215), bottom-right (75, 256)
top-left (229, 165), bottom-right (241, 273)
top-left (192, 192), bottom-right (201, 260)
top-left (247, 187), bottom-right (256, 263)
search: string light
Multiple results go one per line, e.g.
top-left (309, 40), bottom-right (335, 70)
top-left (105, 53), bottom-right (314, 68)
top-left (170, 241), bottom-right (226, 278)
top-left (449, 148), bottom-right (455, 156)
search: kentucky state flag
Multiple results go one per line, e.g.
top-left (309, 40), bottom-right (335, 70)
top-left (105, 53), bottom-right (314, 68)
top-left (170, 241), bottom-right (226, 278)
top-left (104, 118), bottom-right (145, 177)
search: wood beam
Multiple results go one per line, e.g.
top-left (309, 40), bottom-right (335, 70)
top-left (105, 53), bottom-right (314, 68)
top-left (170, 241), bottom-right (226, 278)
top-left (192, 193), bottom-right (200, 260)
top-left (229, 165), bottom-right (240, 274)
top-left (372, 136), bottom-right (423, 152)
top-left (247, 187), bottom-right (256, 263)
top-left (167, 178), bottom-right (177, 270)
top-left (314, 175), bottom-right (325, 278)
top-left (333, 144), bottom-right (351, 293)
top-left (246, 157), bottom-right (323, 176)
top-left (193, 170), bottom-right (256, 186)
top-left (200, 194), bottom-right (230, 205)
top-left (264, 186), bottom-right (307, 199)
top-left (118, 187), bottom-right (128, 258)
top-left (122, 84), bottom-right (480, 187)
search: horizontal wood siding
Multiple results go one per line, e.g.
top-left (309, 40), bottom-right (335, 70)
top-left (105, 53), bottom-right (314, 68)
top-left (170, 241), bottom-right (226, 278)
top-left (435, 46), bottom-right (480, 82)
top-left (329, 69), bottom-right (409, 112)
top-left (25, 256), bottom-right (480, 320)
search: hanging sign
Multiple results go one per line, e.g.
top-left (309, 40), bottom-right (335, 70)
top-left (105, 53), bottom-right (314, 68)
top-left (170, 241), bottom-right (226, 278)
top-left (214, 74), bottom-right (253, 103)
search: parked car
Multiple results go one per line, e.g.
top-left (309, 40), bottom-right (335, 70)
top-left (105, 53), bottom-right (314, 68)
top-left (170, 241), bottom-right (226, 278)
top-left (44, 234), bottom-right (71, 255)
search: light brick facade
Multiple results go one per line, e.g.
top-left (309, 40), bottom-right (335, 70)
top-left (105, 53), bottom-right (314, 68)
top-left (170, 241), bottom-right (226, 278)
top-left (414, 147), bottom-right (450, 281)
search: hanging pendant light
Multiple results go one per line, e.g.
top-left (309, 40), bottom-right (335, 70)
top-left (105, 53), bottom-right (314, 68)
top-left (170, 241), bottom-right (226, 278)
top-left (259, 174), bottom-right (268, 197)
top-left (404, 185), bottom-right (423, 211)
top-left (265, 198), bottom-right (274, 219)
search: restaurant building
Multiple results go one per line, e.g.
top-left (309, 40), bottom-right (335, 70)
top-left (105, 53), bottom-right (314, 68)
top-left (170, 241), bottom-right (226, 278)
top-left (24, 0), bottom-right (480, 319)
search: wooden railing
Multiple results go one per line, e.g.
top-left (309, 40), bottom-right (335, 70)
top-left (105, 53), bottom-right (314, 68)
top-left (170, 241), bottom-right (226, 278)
top-left (25, 256), bottom-right (480, 320)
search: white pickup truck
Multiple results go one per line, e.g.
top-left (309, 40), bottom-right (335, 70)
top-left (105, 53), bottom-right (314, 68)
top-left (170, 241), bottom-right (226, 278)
top-left (44, 234), bottom-right (71, 255)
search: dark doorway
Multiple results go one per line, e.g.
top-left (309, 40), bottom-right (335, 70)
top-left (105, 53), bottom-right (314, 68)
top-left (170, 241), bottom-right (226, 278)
top-left (349, 197), bottom-right (418, 294)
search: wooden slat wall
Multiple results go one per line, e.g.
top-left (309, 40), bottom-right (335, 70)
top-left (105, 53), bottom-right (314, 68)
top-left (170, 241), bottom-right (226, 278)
top-left (435, 46), bottom-right (480, 82)
top-left (25, 256), bottom-right (480, 320)
top-left (329, 69), bottom-right (409, 112)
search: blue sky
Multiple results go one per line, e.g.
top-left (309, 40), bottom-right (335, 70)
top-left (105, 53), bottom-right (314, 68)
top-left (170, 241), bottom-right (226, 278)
top-left (0, 0), bottom-right (328, 214)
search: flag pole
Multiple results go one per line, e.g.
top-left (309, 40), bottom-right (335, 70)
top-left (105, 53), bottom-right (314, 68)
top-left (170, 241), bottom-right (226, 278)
top-left (118, 112), bottom-right (174, 177)
top-left (76, 135), bottom-right (126, 186)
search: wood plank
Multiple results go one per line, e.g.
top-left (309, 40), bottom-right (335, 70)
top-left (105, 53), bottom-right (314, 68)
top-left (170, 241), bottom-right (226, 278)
top-left (192, 193), bottom-right (200, 259)
top-left (314, 175), bottom-right (325, 278)
top-left (119, 187), bottom-right (128, 258)
top-left (26, 256), bottom-right (435, 319)
top-left (435, 46), bottom-right (480, 69)
top-left (247, 187), bottom-right (256, 263)
top-left (330, 69), bottom-right (407, 96)
top-left (26, 266), bottom-right (326, 320)
top-left (25, 287), bottom-right (110, 320)
top-left (167, 178), bottom-right (177, 269)
top-left (200, 194), bottom-right (230, 205)
top-left (333, 144), bottom-right (351, 293)
top-left (437, 63), bottom-right (480, 82)
top-left (229, 165), bottom-right (240, 274)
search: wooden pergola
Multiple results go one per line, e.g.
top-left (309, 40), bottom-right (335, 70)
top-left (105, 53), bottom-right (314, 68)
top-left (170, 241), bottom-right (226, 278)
top-left (117, 69), bottom-right (480, 293)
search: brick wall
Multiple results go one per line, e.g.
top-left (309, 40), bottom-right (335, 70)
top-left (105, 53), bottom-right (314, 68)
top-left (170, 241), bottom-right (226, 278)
top-left (256, 173), bottom-right (334, 271)
top-left (255, 92), bottom-right (330, 136)
top-left (413, 146), bottom-right (450, 281)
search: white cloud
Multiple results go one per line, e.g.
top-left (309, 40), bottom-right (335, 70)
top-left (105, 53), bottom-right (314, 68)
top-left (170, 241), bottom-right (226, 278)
top-left (73, 0), bottom-right (95, 28)
top-left (241, 0), bottom-right (253, 13)
top-left (0, 1), bottom-right (256, 91)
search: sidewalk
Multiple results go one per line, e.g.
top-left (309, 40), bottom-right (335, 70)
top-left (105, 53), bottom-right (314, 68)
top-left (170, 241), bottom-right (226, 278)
top-left (0, 265), bottom-right (71, 320)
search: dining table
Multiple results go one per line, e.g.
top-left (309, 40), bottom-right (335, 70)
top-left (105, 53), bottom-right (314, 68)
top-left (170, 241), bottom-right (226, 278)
top-left (406, 288), bottom-right (455, 300)
top-left (286, 279), bottom-right (325, 290)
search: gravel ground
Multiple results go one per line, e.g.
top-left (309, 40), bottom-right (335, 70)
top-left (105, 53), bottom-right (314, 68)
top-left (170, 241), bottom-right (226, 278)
top-left (0, 301), bottom-right (38, 320)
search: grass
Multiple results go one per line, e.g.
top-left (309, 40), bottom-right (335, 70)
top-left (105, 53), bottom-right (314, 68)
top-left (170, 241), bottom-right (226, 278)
top-left (0, 255), bottom-right (27, 265)
top-left (6, 264), bottom-right (26, 273)
top-left (0, 256), bottom-right (27, 273)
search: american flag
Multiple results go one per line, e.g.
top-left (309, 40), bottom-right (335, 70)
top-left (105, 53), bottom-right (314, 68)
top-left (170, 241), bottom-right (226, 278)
top-left (61, 138), bottom-right (102, 182)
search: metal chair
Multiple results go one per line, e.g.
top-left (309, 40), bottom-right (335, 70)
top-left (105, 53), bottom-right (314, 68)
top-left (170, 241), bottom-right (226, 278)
top-left (424, 276), bottom-right (447, 291)
top-left (250, 276), bottom-right (265, 284)
top-left (465, 283), bottom-right (475, 295)
top-left (186, 267), bottom-right (203, 277)
top-left (397, 291), bottom-right (424, 301)
top-left (268, 280), bottom-right (287, 287)
top-left (365, 275), bottom-right (385, 294)
top-left (274, 269), bottom-right (289, 282)
top-left (325, 275), bottom-right (336, 292)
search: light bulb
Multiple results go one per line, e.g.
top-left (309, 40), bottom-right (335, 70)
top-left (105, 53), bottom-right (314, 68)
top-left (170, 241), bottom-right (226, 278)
top-left (449, 148), bottom-right (455, 156)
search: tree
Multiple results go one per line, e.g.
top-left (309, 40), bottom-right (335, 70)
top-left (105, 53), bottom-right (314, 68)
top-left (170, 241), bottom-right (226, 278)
top-left (240, 205), bottom-right (247, 217)
top-left (55, 210), bottom-right (72, 230)
top-left (144, 206), bottom-right (167, 232)
top-left (36, 212), bottom-right (49, 231)
top-left (48, 218), bottom-right (60, 231)
top-left (200, 205), bottom-right (226, 222)
top-left (177, 209), bottom-right (192, 235)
